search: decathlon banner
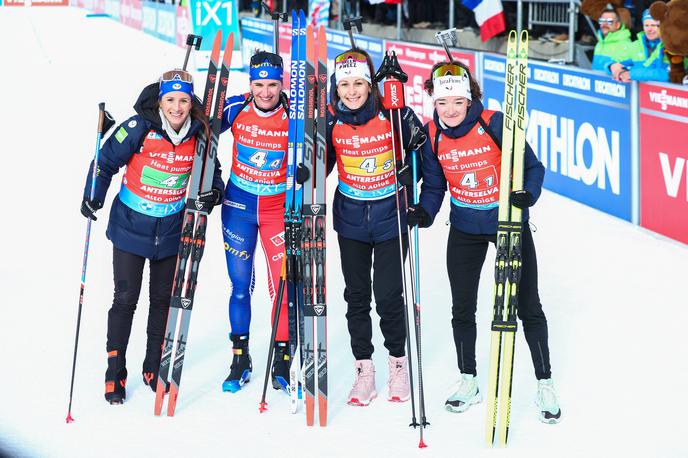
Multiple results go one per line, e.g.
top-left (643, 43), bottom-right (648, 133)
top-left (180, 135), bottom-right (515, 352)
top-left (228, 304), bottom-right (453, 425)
top-left (639, 82), bottom-right (688, 245)
top-left (482, 54), bottom-right (633, 221)
top-left (188, 0), bottom-right (240, 68)
top-left (386, 40), bottom-right (476, 124)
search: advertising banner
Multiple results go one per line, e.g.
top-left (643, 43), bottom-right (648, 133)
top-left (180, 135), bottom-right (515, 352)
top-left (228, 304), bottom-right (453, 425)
top-left (120, 0), bottom-right (142, 30)
top-left (155, 2), bottom-right (177, 44)
top-left (639, 82), bottom-right (688, 244)
top-left (176, 4), bottom-right (192, 48)
top-left (240, 17), bottom-right (274, 67)
top-left (4, 0), bottom-right (69, 5)
top-left (104, 0), bottom-right (119, 20)
top-left (482, 54), bottom-right (633, 221)
top-left (188, 0), bottom-right (241, 68)
top-left (142, 1), bottom-right (157, 36)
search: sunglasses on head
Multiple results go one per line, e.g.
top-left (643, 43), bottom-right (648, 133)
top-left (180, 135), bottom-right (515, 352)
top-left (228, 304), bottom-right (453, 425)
top-left (432, 64), bottom-right (467, 79)
top-left (598, 18), bottom-right (616, 25)
top-left (335, 51), bottom-right (367, 64)
top-left (160, 69), bottom-right (193, 84)
top-left (250, 52), bottom-right (283, 68)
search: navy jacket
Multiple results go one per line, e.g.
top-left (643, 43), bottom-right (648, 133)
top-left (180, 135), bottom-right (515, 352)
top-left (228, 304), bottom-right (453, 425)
top-left (83, 83), bottom-right (224, 260)
top-left (418, 100), bottom-right (545, 235)
top-left (326, 90), bottom-right (424, 244)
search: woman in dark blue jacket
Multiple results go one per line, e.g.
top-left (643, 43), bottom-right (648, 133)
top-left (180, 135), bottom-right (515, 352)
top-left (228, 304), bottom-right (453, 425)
top-left (81, 70), bottom-right (224, 404)
top-left (326, 49), bottom-right (423, 406)
top-left (408, 61), bottom-right (561, 423)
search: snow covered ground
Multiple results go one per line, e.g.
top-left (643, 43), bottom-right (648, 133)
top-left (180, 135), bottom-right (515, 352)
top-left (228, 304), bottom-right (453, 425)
top-left (1, 7), bottom-right (686, 457)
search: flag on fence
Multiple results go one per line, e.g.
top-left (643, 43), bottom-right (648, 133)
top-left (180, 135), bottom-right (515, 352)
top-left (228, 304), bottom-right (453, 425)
top-left (462, 0), bottom-right (505, 42)
top-left (310, 0), bottom-right (331, 27)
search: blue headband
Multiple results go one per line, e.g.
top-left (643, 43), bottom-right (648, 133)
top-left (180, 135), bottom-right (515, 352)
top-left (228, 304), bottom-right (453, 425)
top-left (641, 9), bottom-right (653, 23)
top-left (159, 78), bottom-right (194, 99)
top-left (249, 63), bottom-right (283, 81)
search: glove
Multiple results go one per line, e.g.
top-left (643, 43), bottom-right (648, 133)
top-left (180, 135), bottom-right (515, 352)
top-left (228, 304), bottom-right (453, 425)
top-left (405, 123), bottom-right (427, 153)
top-left (396, 161), bottom-right (413, 187)
top-left (198, 188), bottom-right (223, 214)
top-left (509, 190), bottom-right (534, 209)
top-left (81, 198), bottom-right (103, 221)
top-left (406, 204), bottom-right (431, 228)
top-left (296, 163), bottom-right (310, 185)
top-left (102, 110), bottom-right (116, 136)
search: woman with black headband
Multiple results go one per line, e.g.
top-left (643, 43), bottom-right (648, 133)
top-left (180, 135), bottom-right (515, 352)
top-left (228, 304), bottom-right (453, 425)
top-left (326, 49), bottom-right (425, 407)
top-left (218, 51), bottom-right (293, 394)
top-left (408, 61), bottom-right (562, 423)
top-left (80, 69), bottom-right (224, 404)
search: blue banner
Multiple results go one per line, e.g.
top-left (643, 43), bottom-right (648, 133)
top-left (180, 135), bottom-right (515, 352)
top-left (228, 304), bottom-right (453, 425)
top-left (240, 17), bottom-right (274, 68)
top-left (142, 2), bottom-right (157, 36)
top-left (481, 54), bottom-right (633, 221)
top-left (188, 0), bottom-right (240, 49)
top-left (155, 3), bottom-right (177, 44)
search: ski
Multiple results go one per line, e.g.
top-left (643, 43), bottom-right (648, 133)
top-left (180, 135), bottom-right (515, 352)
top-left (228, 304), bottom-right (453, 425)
top-left (284, 9), bottom-right (307, 413)
top-left (313, 25), bottom-right (328, 428)
top-left (301, 22), bottom-right (317, 427)
top-left (485, 29), bottom-right (529, 446)
top-left (154, 31), bottom-right (232, 417)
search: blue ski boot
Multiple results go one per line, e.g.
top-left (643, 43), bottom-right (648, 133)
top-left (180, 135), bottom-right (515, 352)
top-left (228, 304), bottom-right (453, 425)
top-left (222, 334), bottom-right (252, 393)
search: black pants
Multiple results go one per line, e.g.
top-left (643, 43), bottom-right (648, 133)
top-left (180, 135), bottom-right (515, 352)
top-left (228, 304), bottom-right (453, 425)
top-left (338, 235), bottom-right (408, 360)
top-left (447, 226), bottom-right (552, 380)
top-left (107, 247), bottom-right (176, 369)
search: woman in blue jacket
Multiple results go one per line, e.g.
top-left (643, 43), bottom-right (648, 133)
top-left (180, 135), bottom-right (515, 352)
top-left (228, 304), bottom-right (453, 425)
top-left (408, 62), bottom-right (561, 423)
top-left (81, 70), bottom-right (224, 404)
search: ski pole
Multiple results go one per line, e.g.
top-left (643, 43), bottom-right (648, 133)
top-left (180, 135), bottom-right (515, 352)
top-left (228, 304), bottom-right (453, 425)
top-left (183, 34), bottom-right (202, 71)
top-left (262, 1), bottom-right (287, 54)
top-left (259, 257), bottom-right (288, 412)
top-left (66, 102), bottom-right (109, 424)
top-left (342, 6), bottom-right (364, 48)
top-left (435, 28), bottom-right (457, 62)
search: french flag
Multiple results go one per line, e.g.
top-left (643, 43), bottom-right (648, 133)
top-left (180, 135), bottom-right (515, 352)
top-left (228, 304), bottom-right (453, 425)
top-left (463, 0), bottom-right (505, 41)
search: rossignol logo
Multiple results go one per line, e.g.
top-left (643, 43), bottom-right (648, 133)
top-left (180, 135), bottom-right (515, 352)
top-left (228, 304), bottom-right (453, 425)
top-left (314, 305), bottom-right (325, 316)
top-left (649, 90), bottom-right (688, 111)
top-left (270, 233), bottom-right (285, 247)
top-left (181, 299), bottom-right (191, 308)
top-left (335, 132), bottom-right (392, 149)
top-left (310, 205), bottom-right (321, 214)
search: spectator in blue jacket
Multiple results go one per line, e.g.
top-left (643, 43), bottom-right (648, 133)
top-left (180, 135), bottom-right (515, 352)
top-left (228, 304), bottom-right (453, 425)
top-left (81, 69), bottom-right (224, 405)
top-left (610, 9), bottom-right (669, 82)
top-left (407, 61), bottom-right (561, 423)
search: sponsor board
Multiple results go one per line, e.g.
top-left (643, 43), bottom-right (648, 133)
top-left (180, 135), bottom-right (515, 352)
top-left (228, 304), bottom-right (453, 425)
top-left (385, 40), bottom-right (476, 124)
top-left (155, 2), bottom-right (177, 44)
top-left (482, 54), bottom-right (633, 221)
top-left (188, 0), bottom-right (241, 68)
top-left (639, 82), bottom-right (688, 245)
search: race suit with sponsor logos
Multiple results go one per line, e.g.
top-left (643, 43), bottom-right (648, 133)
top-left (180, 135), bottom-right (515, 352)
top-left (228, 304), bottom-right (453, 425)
top-left (221, 94), bottom-right (289, 339)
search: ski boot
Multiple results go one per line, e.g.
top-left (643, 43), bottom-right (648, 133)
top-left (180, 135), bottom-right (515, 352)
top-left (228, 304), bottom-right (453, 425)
top-left (347, 359), bottom-right (377, 406)
top-left (104, 350), bottom-right (127, 405)
top-left (142, 347), bottom-right (162, 393)
top-left (271, 341), bottom-right (291, 393)
top-left (536, 378), bottom-right (562, 424)
top-left (445, 373), bottom-right (482, 413)
top-left (387, 355), bottom-right (410, 402)
top-left (222, 334), bottom-right (252, 393)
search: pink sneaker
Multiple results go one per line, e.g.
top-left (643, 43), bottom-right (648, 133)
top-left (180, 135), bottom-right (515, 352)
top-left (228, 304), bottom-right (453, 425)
top-left (347, 360), bottom-right (377, 406)
top-left (387, 355), bottom-right (410, 402)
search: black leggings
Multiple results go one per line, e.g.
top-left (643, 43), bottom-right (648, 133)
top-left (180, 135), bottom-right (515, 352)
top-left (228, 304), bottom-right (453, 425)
top-left (447, 225), bottom-right (552, 380)
top-left (338, 235), bottom-right (408, 360)
top-left (106, 247), bottom-right (176, 367)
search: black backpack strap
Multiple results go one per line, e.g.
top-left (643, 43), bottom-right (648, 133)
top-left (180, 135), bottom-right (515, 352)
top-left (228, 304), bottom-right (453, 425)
top-left (477, 115), bottom-right (502, 150)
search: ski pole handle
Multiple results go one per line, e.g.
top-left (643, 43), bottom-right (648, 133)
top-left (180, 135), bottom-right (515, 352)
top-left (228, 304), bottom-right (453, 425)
top-left (183, 34), bottom-right (203, 71)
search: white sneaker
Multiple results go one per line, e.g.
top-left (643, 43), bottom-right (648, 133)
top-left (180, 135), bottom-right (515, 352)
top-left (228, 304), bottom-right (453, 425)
top-left (445, 374), bottom-right (482, 413)
top-left (536, 378), bottom-right (562, 424)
